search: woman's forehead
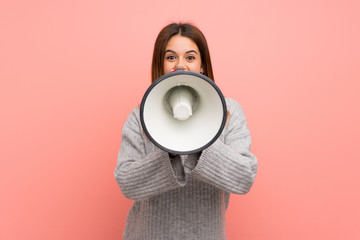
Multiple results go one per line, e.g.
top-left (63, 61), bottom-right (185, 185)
top-left (165, 35), bottom-right (199, 53)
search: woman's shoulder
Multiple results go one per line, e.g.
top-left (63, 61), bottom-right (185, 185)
top-left (124, 105), bottom-right (141, 128)
top-left (225, 97), bottom-right (244, 113)
top-left (128, 105), bottom-right (140, 117)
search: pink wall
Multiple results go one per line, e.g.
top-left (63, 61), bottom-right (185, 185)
top-left (1, 0), bottom-right (359, 239)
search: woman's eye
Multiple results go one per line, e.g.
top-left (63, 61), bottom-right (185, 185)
top-left (186, 56), bottom-right (195, 61)
top-left (166, 56), bottom-right (176, 61)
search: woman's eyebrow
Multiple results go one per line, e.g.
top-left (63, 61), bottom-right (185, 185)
top-left (186, 50), bottom-right (198, 55)
top-left (164, 49), bottom-right (198, 54)
top-left (165, 49), bottom-right (176, 54)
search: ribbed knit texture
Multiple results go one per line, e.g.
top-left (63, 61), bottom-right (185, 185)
top-left (114, 98), bottom-right (258, 240)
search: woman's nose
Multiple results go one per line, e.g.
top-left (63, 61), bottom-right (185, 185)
top-left (175, 65), bottom-right (184, 70)
top-left (177, 58), bottom-right (188, 70)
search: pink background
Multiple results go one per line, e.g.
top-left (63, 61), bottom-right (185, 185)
top-left (1, 0), bottom-right (359, 239)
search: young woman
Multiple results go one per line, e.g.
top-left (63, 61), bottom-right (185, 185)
top-left (114, 23), bottom-right (258, 240)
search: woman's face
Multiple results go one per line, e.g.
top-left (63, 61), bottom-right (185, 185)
top-left (163, 35), bottom-right (203, 74)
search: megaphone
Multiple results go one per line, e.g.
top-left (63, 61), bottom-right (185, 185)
top-left (140, 71), bottom-right (227, 155)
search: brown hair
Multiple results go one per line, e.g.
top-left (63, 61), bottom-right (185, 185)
top-left (151, 23), bottom-right (214, 83)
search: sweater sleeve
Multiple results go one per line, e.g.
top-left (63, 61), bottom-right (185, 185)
top-left (114, 108), bottom-right (185, 201)
top-left (189, 98), bottom-right (258, 194)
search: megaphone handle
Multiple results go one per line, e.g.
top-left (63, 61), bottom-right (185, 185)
top-left (169, 152), bottom-right (177, 159)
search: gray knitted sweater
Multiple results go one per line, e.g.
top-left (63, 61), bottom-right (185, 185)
top-left (114, 97), bottom-right (258, 240)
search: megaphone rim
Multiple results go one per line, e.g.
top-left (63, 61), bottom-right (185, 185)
top-left (140, 71), bottom-right (227, 155)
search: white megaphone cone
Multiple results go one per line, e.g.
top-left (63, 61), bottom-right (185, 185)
top-left (140, 71), bottom-right (227, 155)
